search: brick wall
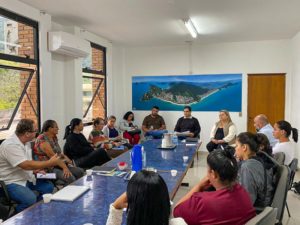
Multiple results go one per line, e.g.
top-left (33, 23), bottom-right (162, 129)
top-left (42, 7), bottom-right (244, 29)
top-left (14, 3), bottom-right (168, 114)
top-left (18, 23), bottom-right (38, 124)
top-left (92, 47), bottom-right (106, 119)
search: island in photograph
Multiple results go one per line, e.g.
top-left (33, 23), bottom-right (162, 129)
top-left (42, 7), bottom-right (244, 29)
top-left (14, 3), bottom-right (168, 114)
top-left (132, 74), bottom-right (242, 112)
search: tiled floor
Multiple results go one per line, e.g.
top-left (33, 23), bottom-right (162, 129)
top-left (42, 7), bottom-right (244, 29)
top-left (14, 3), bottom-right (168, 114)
top-left (173, 151), bottom-right (300, 225)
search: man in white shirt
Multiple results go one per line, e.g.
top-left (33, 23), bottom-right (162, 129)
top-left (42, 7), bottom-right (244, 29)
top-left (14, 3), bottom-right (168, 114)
top-left (0, 119), bottom-right (60, 212)
top-left (253, 114), bottom-right (278, 147)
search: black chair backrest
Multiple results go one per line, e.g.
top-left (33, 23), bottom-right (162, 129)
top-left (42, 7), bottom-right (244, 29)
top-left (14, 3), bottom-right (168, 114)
top-left (288, 158), bottom-right (298, 189)
top-left (0, 180), bottom-right (11, 203)
top-left (271, 165), bottom-right (290, 223)
top-left (273, 152), bottom-right (285, 165)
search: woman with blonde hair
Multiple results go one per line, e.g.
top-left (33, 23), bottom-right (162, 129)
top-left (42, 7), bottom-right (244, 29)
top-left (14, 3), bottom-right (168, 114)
top-left (206, 110), bottom-right (237, 152)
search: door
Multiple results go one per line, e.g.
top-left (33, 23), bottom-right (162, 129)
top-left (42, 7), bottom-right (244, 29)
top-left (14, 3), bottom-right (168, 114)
top-left (247, 74), bottom-right (285, 132)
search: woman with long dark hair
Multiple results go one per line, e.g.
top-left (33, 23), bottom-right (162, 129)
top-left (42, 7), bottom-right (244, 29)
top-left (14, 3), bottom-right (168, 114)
top-left (256, 133), bottom-right (273, 156)
top-left (106, 170), bottom-right (187, 225)
top-left (235, 132), bottom-right (274, 208)
top-left (63, 118), bottom-right (110, 168)
top-left (173, 149), bottom-right (255, 225)
top-left (119, 111), bottom-right (141, 145)
top-left (34, 120), bottom-right (84, 185)
top-left (272, 120), bottom-right (298, 165)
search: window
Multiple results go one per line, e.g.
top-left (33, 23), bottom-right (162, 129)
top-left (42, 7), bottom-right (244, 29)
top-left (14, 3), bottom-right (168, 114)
top-left (0, 8), bottom-right (40, 140)
top-left (82, 43), bottom-right (106, 124)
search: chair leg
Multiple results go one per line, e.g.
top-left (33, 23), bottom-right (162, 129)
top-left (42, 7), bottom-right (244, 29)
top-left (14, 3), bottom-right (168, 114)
top-left (286, 201), bottom-right (291, 217)
top-left (197, 151), bottom-right (199, 160)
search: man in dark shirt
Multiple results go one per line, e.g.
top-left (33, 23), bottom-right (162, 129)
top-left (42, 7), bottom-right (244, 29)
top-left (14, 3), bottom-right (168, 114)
top-left (142, 106), bottom-right (167, 138)
top-left (174, 106), bottom-right (201, 138)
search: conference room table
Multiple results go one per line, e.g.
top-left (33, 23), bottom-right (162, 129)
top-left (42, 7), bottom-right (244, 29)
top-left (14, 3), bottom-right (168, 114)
top-left (3, 139), bottom-right (200, 225)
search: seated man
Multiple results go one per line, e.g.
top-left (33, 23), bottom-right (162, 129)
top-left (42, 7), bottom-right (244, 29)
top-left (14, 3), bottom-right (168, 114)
top-left (142, 106), bottom-right (167, 138)
top-left (174, 106), bottom-right (201, 139)
top-left (254, 114), bottom-right (278, 147)
top-left (0, 119), bottom-right (61, 213)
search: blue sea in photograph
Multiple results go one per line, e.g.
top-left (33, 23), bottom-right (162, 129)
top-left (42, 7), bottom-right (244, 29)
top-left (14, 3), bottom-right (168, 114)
top-left (132, 74), bottom-right (242, 112)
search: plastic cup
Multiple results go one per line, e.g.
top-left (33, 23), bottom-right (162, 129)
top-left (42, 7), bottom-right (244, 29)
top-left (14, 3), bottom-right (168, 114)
top-left (118, 162), bottom-right (128, 170)
top-left (183, 156), bottom-right (189, 163)
top-left (43, 194), bottom-right (52, 203)
top-left (171, 170), bottom-right (177, 177)
top-left (86, 169), bottom-right (93, 176)
top-left (146, 167), bottom-right (155, 172)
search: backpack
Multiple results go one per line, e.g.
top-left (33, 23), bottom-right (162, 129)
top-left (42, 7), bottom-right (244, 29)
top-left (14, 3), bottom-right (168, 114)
top-left (292, 181), bottom-right (300, 194)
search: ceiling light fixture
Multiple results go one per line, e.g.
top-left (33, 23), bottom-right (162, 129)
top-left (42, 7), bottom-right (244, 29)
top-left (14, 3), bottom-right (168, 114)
top-left (183, 19), bottom-right (198, 38)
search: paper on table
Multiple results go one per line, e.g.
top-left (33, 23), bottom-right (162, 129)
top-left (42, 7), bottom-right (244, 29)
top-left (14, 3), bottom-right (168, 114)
top-left (186, 143), bottom-right (197, 146)
top-left (36, 173), bottom-right (56, 179)
top-left (174, 131), bottom-right (191, 136)
top-left (112, 145), bottom-right (125, 150)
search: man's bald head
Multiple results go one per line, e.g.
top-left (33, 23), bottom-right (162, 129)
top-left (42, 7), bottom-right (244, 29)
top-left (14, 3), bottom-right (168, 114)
top-left (254, 114), bottom-right (269, 130)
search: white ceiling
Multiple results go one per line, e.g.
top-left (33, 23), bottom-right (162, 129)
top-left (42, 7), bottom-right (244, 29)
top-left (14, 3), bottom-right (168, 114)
top-left (19, 0), bottom-right (300, 46)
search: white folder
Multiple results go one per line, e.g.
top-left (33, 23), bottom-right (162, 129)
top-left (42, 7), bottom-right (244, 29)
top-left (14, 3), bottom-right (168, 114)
top-left (51, 185), bottom-right (90, 202)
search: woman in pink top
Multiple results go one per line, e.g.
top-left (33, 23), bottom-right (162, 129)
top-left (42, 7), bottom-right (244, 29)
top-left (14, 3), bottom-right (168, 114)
top-left (173, 149), bottom-right (256, 225)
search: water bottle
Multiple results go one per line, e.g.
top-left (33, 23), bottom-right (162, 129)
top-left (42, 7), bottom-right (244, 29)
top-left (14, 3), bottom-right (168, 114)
top-left (172, 134), bottom-right (178, 145)
top-left (131, 144), bottom-right (142, 172)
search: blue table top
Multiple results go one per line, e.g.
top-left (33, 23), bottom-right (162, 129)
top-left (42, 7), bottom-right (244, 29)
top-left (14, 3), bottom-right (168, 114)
top-left (3, 139), bottom-right (199, 225)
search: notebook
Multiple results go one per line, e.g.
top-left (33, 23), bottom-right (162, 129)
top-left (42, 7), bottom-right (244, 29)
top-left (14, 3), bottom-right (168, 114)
top-left (51, 185), bottom-right (90, 202)
top-left (174, 131), bottom-right (191, 137)
top-left (92, 166), bottom-right (116, 173)
top-left (36, 173), bottom-right (56, 179)
top-left (112, 145), bottom-right (125, 151)
top-left (186, 137), bottom-right (199, 142)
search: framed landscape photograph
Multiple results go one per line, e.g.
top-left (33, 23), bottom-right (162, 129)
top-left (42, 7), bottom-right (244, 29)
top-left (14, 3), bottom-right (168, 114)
top-left (132, 74), bottom-right (242, 111)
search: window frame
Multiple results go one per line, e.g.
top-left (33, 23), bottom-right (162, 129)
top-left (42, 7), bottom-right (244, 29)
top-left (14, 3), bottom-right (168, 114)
top-left (0, 7), bottom-right (40, 140)
top-left (82, 42), bottom-right (107, 125)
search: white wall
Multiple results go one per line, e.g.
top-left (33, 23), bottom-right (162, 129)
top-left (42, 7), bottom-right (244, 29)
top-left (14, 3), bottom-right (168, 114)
top-left (291, 31), bottom-right (300, 160)
top-left (113, 40), bottom-right (292, 150)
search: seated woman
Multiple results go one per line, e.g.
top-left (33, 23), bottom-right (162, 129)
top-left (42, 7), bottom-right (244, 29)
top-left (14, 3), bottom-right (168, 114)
top-left (89, 117), bottom-right (127, 158)
top-left (106, 170), bottom-right (187, 225)
top-left (88, 117), bottom-right (109, 148)
top-left (256, 133), bottom-right (273, 156)
top-left (102, 115), bottom-right (122, 141)
top-left (63, 118), bottom-right (111, 169)
top-left (33, 120), bottom-right (84, 185)
top-left (173, 149), bottom-right (255, 225)
top-left (235, 132), bottom-right (275, 208)
top-left (206, 110), bottom-right (237, 152)
top-left (272, 120), bottom-right (298, 165)
top-left (119, 111), bottom-right (141, 145)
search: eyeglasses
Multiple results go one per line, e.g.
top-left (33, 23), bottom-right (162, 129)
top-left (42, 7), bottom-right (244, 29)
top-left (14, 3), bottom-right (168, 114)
top-left (28, 129), bottom-right (38, 133)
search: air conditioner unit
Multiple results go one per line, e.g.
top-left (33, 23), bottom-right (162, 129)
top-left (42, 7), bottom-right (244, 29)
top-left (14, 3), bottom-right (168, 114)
top-left (48, 31), bottom-right (91, 58)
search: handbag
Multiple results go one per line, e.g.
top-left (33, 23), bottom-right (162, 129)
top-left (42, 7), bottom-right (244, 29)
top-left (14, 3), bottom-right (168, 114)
top-left (127, 129), bottom-right (141, 135)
